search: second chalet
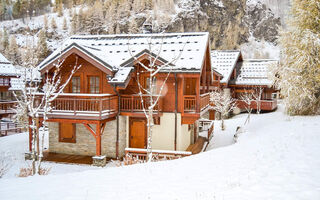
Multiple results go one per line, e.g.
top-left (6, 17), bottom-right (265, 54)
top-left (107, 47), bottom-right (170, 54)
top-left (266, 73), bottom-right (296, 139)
top-left (32, 32), bottom-right (219, 165)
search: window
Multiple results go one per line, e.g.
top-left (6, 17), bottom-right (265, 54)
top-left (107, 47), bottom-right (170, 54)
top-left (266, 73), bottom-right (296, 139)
top-left (59, 123), bottom-right (76, 143)
top-left (72, 76), bottom-right (80, 93)
top-left (89, 76), bottom-right (100, 94)
top-left (145, 77), bottom-right (157, 92)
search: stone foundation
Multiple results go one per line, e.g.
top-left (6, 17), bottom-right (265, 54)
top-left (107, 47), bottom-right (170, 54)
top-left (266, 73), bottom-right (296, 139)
top-left (48, 116), bottom-right (127, 158)
top-left (92, 155), bottom-right (106, 167)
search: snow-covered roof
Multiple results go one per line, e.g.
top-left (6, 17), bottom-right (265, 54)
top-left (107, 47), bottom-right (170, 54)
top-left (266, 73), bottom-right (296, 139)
top-left (38, 32), bottom-right (210, 74)
top-left (233, 59), bottom-right (278, 86)
top-left (109, 67), bottom-right (133, 87)
top-left (211, 50), bottom-right (241, 84)
top-left (9, 67), bottom-right (41, 91)
top-left (0, 53), bottom-right (18, 77)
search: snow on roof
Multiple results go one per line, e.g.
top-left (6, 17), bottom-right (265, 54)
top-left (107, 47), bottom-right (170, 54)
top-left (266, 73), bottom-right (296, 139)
top-left (0, 53), bottom-right (19, 77)
top-left (234, 59), bottom-right (278, 86)
top-left (9, 67), bottom-right (41, 91)
top-left (211, 50), bottom-right (241, 84)
top-left (109, 67), bottom-right (133, 84)
top-left (38, 32), bottom-right (209, 74)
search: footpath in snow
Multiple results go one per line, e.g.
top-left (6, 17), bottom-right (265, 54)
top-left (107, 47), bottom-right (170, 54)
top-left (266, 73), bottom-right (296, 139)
top-left (0, 104), bottom-right (319, 200)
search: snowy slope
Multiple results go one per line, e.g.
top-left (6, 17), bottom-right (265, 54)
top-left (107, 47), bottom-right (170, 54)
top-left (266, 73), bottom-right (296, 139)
top-left (0, 105), bottom-right (319, 200)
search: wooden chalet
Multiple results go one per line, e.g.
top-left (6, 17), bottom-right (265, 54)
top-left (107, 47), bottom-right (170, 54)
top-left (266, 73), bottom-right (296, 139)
top-left (211, 50), bottom-right (278, 112)
top-left (33, 32), bottom-right (217, 165)
top-left (0, 53), bottom-right (21, 135)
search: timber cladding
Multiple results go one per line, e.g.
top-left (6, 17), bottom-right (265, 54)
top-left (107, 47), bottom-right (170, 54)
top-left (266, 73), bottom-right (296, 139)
top-left (48, 116), bottom-right (127, 158)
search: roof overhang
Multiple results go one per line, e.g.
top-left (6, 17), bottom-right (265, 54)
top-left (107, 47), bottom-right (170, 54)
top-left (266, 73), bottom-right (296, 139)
top-left (38, 43), bottom-right (114, 75)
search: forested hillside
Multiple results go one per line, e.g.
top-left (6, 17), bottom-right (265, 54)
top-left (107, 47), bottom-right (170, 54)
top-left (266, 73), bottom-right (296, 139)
top-left (0, 0), bottom-right (290, 65)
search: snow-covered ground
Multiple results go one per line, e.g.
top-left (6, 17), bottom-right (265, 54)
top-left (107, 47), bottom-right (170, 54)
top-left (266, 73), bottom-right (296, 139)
top-left (0, 104), bottom-right (319, 200)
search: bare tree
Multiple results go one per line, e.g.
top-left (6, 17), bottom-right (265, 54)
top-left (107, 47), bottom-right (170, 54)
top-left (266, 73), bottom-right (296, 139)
top-left (240, 91), bottom-right (255, 125)
top-left (254, 87), bottom-right (263, 114)
top-left (14, 49), bottom-right (81, 175)
top-left (127, 35), bottom-right (186, 162)
top-left (210, 90), bottom-right (236, 131)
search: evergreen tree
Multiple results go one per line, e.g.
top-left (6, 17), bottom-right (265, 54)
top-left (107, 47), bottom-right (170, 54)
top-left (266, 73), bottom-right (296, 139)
top-left (51, 17), bottom-right (57, 31)
top-left (43, 14), bottom-right (48, 30)
top-left (273, 0), bottom-right (320, 115)
top-left (71, 9), bottom-right (78, 34)
top-left (1, 29), bottom-right (9, 51)
top-left (57, 2), bottom-right (63, 17)
top-left (63, 17), bottom-right (67, 31)
top-left (7, 35), bottom-right (21, 65)
top-left (36, 29), bottom-right (49, 63)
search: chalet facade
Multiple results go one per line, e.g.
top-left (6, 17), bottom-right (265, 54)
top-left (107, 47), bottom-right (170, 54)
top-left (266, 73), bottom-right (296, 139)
top-left (0, 53), bottom-right (20, 135)
top-left (211, 50), bottom-right (278, 112)
top-left (33, 32), bottom-right (217, 165)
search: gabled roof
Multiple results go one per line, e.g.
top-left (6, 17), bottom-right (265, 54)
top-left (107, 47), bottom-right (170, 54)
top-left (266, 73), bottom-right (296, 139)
top-left (38, 32), bottom-right (210, 75)
top-left (233, 59), bottom-right (278, 86)
top-left (211, 50), bottom-right (241, 84)
top-left (0, 53), bottom-right (18, 77)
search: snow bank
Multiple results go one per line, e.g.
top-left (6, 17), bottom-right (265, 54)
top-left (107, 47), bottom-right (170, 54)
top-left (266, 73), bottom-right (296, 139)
top-left (0, 105), bottom-right (319, 200)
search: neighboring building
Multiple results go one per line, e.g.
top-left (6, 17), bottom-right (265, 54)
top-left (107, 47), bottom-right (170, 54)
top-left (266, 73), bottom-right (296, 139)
top-left (0, 53), bottom-right (19, 119)
top-left (0, 53), bottom-right (21, 135)
top-left (31, 32), bottom-right (218, 165)
top-left (211, 50), bottom-right (278, 112)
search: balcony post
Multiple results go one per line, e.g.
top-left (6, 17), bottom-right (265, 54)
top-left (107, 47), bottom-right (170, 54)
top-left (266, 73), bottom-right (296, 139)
top-left (99, 98), bottom-right (102, 119)
top-left (96, 122), bottom-right (101, 156)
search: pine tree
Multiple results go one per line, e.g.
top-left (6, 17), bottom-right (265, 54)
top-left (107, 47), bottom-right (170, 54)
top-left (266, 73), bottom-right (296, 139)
top-left (1, 29), bottom-right (9, 51)
top-left (36, 29), bottom-right (49, 63)
top-left (51, 17), bottom-right (57, 31)
top-left (71, 9), bottom-right (78, 34)
top-left (7, 35), bottom-right (21, 65)
top-left (272, 0), bottom-right (320, 115)
top-left (43, 14), bottom-right (48, 30)
top-left (63, 17), bottom-right (68, 31)
top-left (57, 2), bottom-right (63, 17)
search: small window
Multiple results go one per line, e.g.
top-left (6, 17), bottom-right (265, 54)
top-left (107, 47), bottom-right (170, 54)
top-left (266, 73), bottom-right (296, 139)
top-left (72, 76), bottom-right (80, 93)
top-left (89, 76), bottom-right (100, 94)
top-left (59, 123), bottom-right (76, 143)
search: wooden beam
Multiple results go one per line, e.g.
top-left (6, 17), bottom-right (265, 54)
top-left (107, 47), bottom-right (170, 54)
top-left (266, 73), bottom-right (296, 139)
top-left (96, 121), bottom-right (101, 156)
top-left (82, 123), bottom-right (97, 138)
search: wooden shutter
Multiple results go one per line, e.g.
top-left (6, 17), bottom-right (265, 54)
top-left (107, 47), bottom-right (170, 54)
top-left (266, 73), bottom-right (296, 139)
top-left (59, 123), bottom-right (76, 143)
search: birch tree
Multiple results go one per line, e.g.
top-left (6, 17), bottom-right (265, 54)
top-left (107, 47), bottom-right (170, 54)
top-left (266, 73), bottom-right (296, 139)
top-left (128, 35), bottom-right (186, 162)
top-left (240, 91), bottom-right (254, 125)
top-left (210, 90), bottom-right (236, 130)
top-left (254, 87), bottom-right (263, 114)
top-left (14, 49), bottom-right (81, 175)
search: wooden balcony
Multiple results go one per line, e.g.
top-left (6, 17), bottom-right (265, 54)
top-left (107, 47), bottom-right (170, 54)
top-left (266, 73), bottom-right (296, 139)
top-left (120, 94), bottom-right (162, 116)
top-left (0, 101), bottom-right (16, 115)
top-left (236, 99), bottom-right (278, 111)
top-left (37, 93), bottom-right (118, 120)
top-left (0, 77), bottom-right (10, 87)
top-left (183, 93), bottom-right (210, 113)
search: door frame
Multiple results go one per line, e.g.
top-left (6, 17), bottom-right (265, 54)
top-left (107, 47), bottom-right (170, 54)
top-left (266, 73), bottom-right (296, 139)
top-left (129, 117), bottom-right (147, 148)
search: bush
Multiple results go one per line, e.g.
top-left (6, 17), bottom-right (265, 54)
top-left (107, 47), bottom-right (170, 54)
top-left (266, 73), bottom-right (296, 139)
top-left (18, 166), bottom-right (51, 177)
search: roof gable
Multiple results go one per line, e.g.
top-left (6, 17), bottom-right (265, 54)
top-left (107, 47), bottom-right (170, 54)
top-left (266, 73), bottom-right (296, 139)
top-left (38, 32), bottom-right (210, 74)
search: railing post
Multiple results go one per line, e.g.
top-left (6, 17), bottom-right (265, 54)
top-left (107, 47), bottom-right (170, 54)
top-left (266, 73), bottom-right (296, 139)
top-left (99, 98), bottom-right (102, 119)
top-left (74, 99), bottom-right (76, 116)
top-left (131, 96), bottom-right (134, 112)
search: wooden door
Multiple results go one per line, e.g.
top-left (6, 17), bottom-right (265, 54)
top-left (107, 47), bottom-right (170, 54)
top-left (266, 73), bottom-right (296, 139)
top-left (129, 118), bottom-right (146, 148)
top-left (184, 78), bottom-right (196, 95)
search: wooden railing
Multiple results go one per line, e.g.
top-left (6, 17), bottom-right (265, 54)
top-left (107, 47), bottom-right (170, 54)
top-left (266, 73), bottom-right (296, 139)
top-left (0, 101), bottom-right (16, 114)
top-left (0, 78), bottom-right (10, 87)
top-left (36, 93), bottom-right (118, 120)
top-left (183, 93), bottom-right (210, 113)
top-left (199, 119), bottom-right (214, 141)
top-left (0, 121), bottom-right (22, 136)
top-left (236, 99), bottom-right (278, 111)
top-left (125, 148), bottom-right (192, 161)
top-left (183, 95), bottom-right (197, 113)
top-left (120, 94), bottom-right (162, 113)
top-left (200, 93), bottom-right (210, 111)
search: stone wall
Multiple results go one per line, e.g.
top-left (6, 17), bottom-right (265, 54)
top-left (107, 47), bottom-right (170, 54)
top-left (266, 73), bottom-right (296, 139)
top-left (48, 116), bottom-right (127, 158)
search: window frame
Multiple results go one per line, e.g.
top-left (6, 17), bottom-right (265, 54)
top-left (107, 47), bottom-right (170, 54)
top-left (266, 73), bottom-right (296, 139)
top-left (71, 76), bottom-right (81, 93)
top-left (88, 76), bottom-right (100, 94)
